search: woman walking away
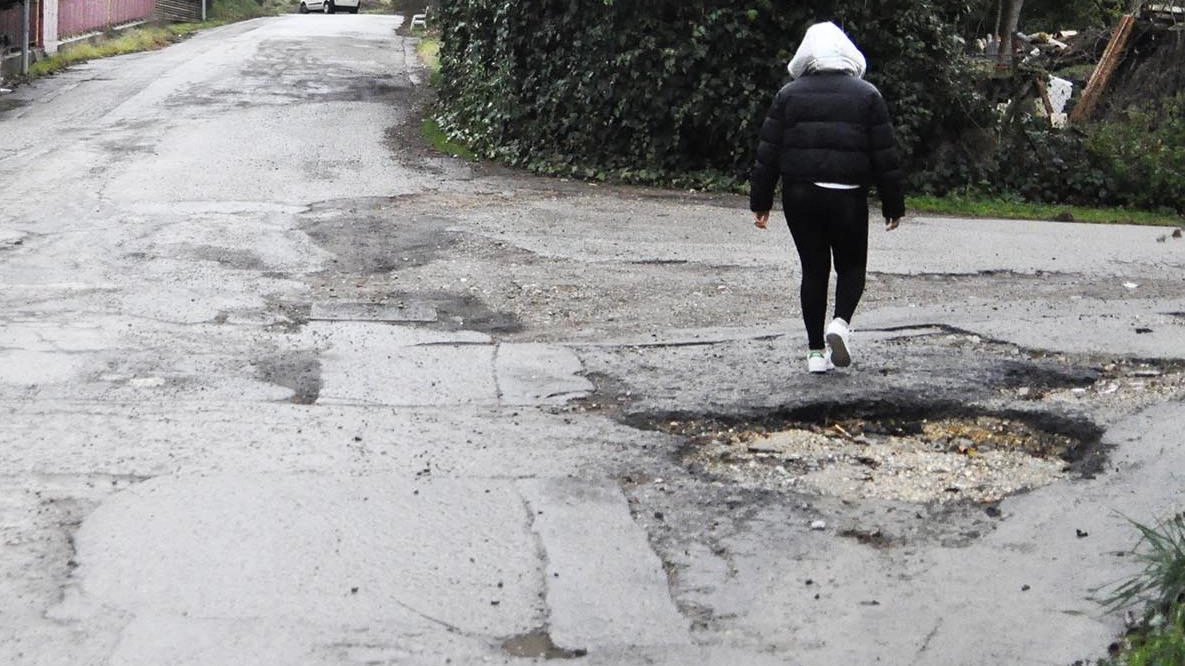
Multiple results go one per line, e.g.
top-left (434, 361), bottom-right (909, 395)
top-left (750, 21), bottom-right (905, 374)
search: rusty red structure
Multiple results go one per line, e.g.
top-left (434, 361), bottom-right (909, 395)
top-left (2, 0), bottom-right (157, 75)
top-left (57, 0), bottom-right (155, 38)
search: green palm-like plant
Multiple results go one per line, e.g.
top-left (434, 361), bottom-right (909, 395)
top-left (1104, 512), bottom-right (1185, 615)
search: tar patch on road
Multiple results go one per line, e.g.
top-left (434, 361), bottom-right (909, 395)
top-left (416, 290), bottom-right (522, 334)
top-left (188, 245), bottom-right (269, 271)
top-left (501, 629), bottom-right (587, 660)
top-left (254, 351), bottom-right (322, 404)
top-left (300, 197), bottom-right (455, 272)
top-left (294, 197), bottom-right (526, 334)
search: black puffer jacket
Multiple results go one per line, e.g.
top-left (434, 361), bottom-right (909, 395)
top-left (750, 72), bottom-right (905, 219)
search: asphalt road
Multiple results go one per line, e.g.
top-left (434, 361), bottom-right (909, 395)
top-left (2, 15), bottom-right (1185, 666)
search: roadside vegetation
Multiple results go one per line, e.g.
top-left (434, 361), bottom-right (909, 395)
top-left (27, 25), bottom-right (192, 76)
top-left (24, 0), bottom-right (281, 79)
top-left (359, 0), bottom-right (394, 13)
top-left (907, 195), bottom-right (1184, 227)
top-left (414, 32), bottom-right (474, 160)
top-left (414, 34), bottom-right (438, 78)
top-left (1099, 513), bottom-right (1185, 665)
top-left (416, 26), bottom-right (1180, 225)
top-left (426, 0), bottom-right (1184, 225)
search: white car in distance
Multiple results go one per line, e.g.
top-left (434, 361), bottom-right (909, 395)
top-left (299, 0), bottom-right (359, 14)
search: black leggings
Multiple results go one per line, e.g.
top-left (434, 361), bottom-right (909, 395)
top-left (783, 183), bottom-right (870, 350)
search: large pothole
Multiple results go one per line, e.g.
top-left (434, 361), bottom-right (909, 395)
top-left (640, 404), bottom-right (1104, 504)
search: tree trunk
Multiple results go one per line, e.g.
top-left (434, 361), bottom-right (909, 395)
top-left (998, 0), bottom-right (1024, 67)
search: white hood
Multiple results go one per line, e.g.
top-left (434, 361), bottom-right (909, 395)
top-left (787, 22), bottom-right (867, 80)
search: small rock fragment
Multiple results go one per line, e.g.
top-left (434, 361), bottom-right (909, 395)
top-left (810, 520), bottom-right (827, 531)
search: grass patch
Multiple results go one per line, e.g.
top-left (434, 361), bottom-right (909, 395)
top-left (1096, 513), bottom-right (1185, 665)
top-left (1122, 613), bottom-right (1185, 666)
top-left (909, 194), bottom-right (1184, 227)
top-left (416, 35), bottom-right (439, 75)
top-left (1104, 513), bottom-right (1185, 615)
top-left (414, 35), bottom-right (474, 160)
top-left (28, 27), bottom-right (178, 76)
top-left (421, 117), bottom-right (475, 160)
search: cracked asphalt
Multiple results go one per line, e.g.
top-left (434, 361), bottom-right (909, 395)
top-left (2, 14), bottom-right (1185, 666)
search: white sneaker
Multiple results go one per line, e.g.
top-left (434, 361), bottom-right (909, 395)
top-left (807, 350), bottom-right (833, 374)
top-left (826, 318), bottom-right (852, 368)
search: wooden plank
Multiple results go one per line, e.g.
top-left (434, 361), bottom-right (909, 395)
top-left (154, 0), bottom-right (201, 22)
top-left (1070, 14), bottom-right (1137, 124)
top-left (1035, 78), bottom-right (1055, 116)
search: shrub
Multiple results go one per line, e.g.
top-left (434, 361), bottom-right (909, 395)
top-left (902, 91), bottom-right (1183, 213)
top-left (432, 1), bottom-right (1183, 213)
top-left (1102, 512), bottom-right (1185, 666)
top-left (433, 0), bottom-right (986, 187)
top-left (1087, 93), bottom-right (1185, 213)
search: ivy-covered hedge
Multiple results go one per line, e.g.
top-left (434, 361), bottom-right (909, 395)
top-left (433, 1), bottom-right (1183, 213)
top-left (434, 0), bottom-right (984, 187)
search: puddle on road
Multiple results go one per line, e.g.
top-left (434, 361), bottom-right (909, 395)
top-left (502, 629), bottom-right (587, 660)
top-left (642, 405), bottom-right (1104, 504)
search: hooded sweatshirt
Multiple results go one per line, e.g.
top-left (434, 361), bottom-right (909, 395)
top-left (787, 22), bottom-right (867, 80)
top-left (749, 22), bottom-right (905, 218)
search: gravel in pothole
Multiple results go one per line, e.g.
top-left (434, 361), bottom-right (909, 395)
top-left (676, 416), bottom-right (1083, 504)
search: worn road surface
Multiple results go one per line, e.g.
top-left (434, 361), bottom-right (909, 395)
top-left (2, 15), bottom-right (1185, 666)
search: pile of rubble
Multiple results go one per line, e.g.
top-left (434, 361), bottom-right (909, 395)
top-left (972, 4), bottom-right (1185, 127)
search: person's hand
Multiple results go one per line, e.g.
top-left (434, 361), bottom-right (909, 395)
top-left (754, 211), bottom-right (770, 229)
top-left (885, 217), bottom-right (901, 231)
